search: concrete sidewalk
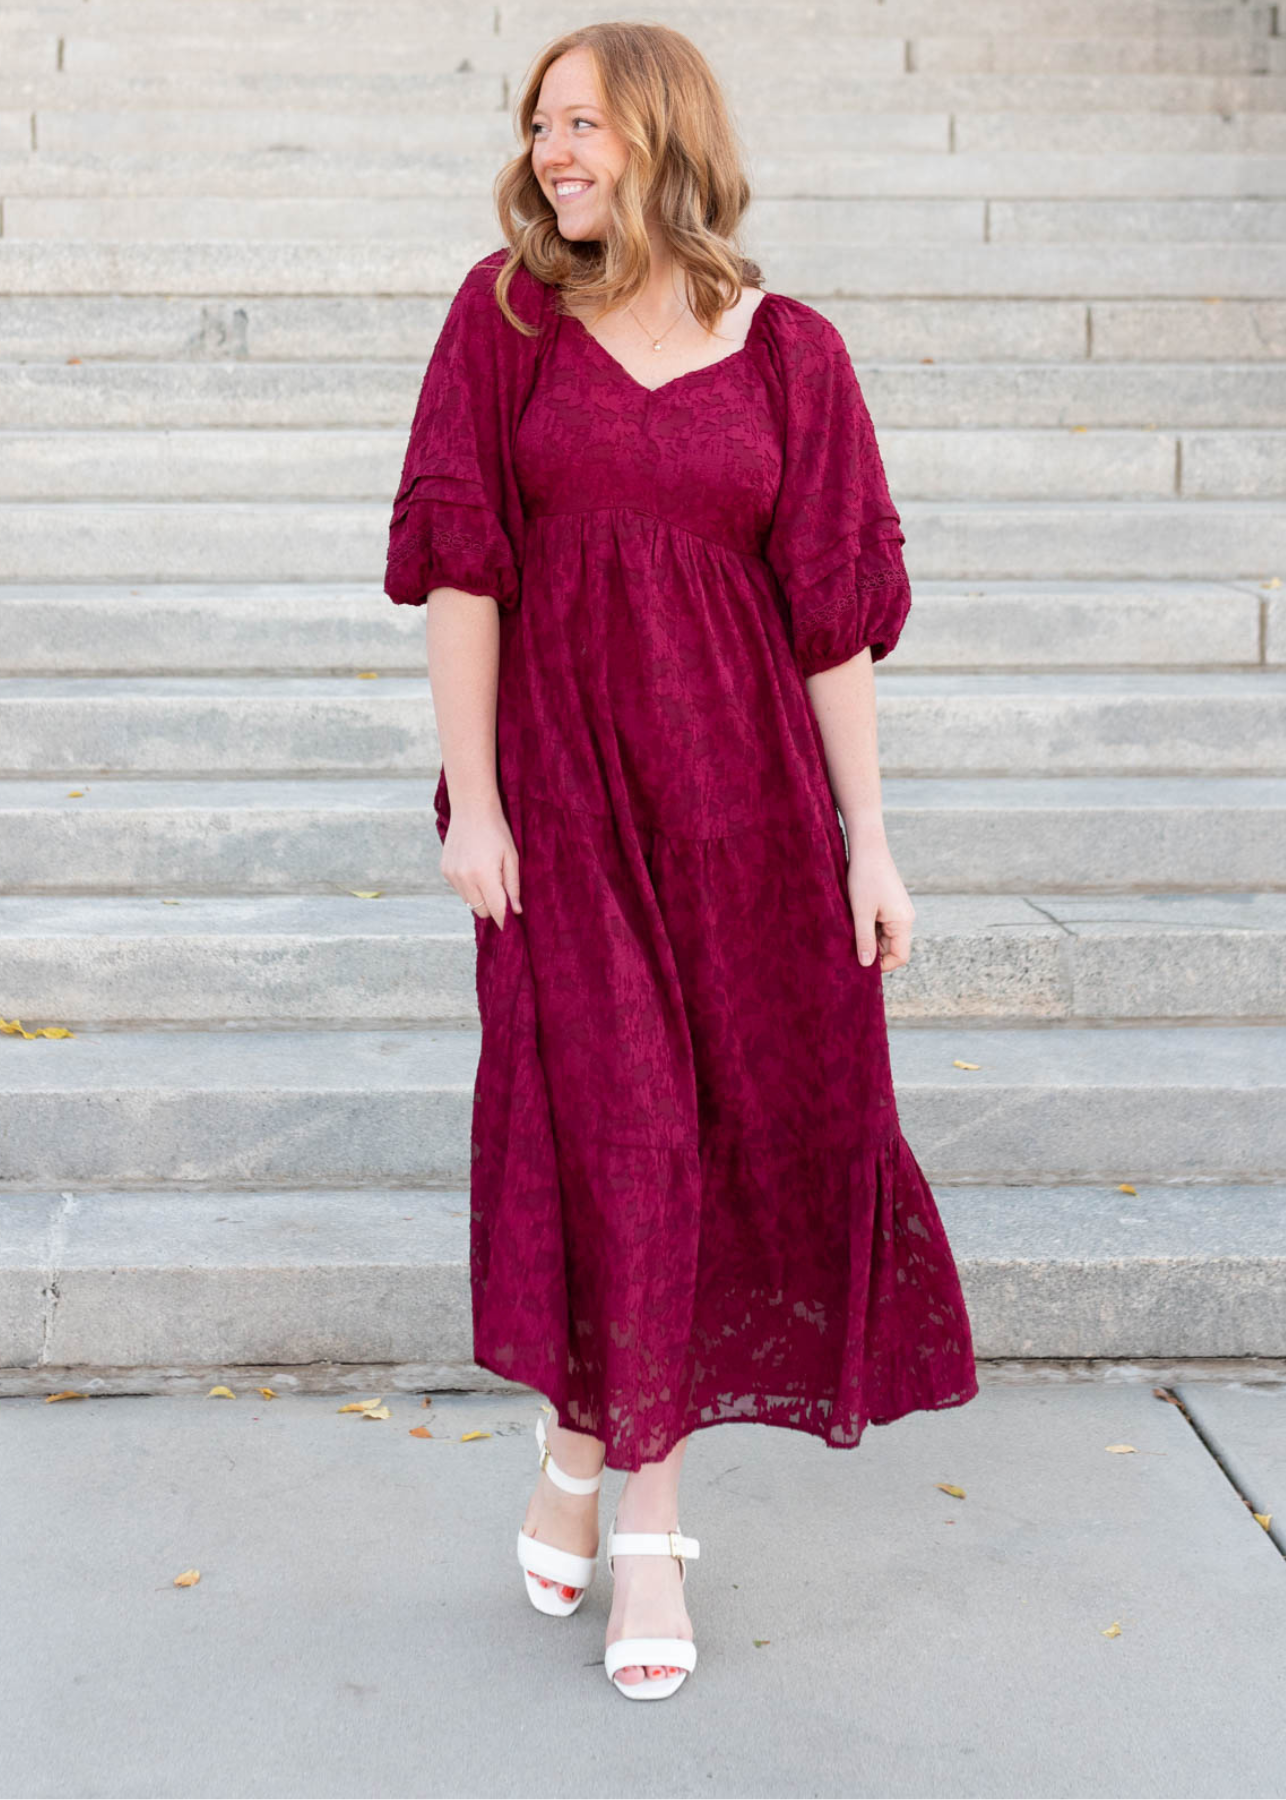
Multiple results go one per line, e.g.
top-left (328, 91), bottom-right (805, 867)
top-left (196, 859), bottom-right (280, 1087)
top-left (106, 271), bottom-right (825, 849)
top-left (2, 1374), bottom-right (1284, 1800)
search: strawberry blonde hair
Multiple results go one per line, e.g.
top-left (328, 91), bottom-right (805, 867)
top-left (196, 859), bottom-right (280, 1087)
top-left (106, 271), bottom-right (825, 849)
top-left (490, 20), bottom-right (764, 336)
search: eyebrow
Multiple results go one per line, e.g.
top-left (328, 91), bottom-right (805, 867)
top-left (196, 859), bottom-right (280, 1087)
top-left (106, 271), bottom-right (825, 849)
top-left (531, 102), bottom-right (603, 116)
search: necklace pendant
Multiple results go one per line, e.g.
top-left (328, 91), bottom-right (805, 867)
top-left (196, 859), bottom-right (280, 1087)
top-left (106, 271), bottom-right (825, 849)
top-left (652, 339), bottom-right (662, 351)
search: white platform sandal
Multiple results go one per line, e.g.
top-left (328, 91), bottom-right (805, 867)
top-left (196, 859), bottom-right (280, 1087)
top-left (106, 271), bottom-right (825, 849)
top-left (604, 1515), bottom-right (700, 1700)
top-left (517, 1412), bottom-right (604, 1617)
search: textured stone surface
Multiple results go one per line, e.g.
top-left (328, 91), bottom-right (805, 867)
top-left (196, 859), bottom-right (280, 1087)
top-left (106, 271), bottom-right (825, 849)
top-left (2, 0), bottom-right (1284, 1386)
top-left (3, 1382), bottom-right (1285, 1798)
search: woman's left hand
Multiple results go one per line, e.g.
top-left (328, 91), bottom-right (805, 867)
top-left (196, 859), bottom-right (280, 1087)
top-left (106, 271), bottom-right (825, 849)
top-left (846, 835), bottom-right (915, 972)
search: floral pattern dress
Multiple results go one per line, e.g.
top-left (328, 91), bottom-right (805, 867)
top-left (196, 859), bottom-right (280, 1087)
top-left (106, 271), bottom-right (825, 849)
top-left (385, 248), bottom-right (978, 1470)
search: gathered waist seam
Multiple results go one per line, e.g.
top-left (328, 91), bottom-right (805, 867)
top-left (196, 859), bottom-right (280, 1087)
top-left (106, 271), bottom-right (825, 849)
top-left (524, 504), bottom-right (766, 566)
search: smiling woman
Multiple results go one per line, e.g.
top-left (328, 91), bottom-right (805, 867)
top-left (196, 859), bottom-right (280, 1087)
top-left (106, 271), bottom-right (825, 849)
top-left (384, 19), bottom-right (979, 1704)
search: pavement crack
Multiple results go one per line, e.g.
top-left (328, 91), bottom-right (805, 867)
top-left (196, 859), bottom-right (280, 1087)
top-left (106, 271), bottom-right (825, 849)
top-left (1156, 1386), bottom-right (1284, 1562)
top-left (41, 1193), bottom-right (78, 1366)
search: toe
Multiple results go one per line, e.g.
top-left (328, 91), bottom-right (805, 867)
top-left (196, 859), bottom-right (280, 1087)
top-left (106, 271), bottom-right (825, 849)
top-left (559, 1584), bottom-right (579, 1600)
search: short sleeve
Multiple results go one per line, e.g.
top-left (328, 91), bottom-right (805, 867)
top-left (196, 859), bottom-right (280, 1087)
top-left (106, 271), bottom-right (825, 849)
top-left (762, 307), bottom-right (911, 677)
top-left (384, 252), bottom-right (545, 611)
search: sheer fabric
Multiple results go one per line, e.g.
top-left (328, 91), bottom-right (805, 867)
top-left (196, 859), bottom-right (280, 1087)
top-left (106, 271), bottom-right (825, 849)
top-left (386, 250), bottom-right (978, 1470)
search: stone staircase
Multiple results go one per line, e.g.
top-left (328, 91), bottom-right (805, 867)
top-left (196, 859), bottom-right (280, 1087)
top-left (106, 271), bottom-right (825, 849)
top-left (2, 0), bottom-right (1284, 1389)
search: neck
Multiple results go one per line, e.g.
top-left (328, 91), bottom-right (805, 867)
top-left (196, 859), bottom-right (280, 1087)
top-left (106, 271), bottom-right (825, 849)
top-left (635, 227), bottom-right (687, 323)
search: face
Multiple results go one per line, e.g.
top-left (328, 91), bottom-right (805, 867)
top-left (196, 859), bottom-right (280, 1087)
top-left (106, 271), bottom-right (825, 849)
top-left (530, 46), bottom-right (630, 241)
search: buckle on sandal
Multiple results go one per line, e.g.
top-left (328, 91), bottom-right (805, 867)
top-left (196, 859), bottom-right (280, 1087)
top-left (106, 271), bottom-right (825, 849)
top-left (668, 1531), bottom-right (681, 1559)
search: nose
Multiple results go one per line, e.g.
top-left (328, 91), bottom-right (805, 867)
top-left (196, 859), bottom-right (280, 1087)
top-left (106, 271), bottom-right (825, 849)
top-left (535, 123), bottom-right (575, 171)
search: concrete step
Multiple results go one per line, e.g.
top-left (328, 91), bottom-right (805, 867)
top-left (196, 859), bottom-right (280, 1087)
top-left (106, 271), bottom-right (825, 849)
top-left (908, 36), bottom-right (1274, 75)
top-left (7, 425), bottom-right (1286, 503)
top-left (956, 108), bottom-right (1286, 154)
top-left (2, 775), bottom-right (1283, 894)
top-left (4, 240), bottom-right (1284, 300)
top-left (1, 1181), bottom-right (1282, 1371)
top-left (0, 1024), bottom-right (1282, 1188)
top-left (5, 148), bottom-right (1286, 201)
top-left (5, 295), bottom-right (1284, 365)
top-left (17, 105), bottom-right (1286, 161)
top-left (8, 70), bottom-right (1286, 113)
top-left (2, 0), bottom-right (1270, 39)
top-left (2, 70), bottom-right (509, 114)
top-left (2, 892), bottom-right (1283, 1028)
top-left (13, 22), bottom-right (1270, 80)
top-left (900, 501), bottom-right (1286, 581)
top-left (0, 580), bottom-right (1269, 676)
top-left (12, 192), bottom-right (1286, 245)
top-left (5, 497), bottom-right (1284, 583)
top-left (3, 672), bottom-right (1285, 779)
top-left (10, 360), bottom-right (1286, 433)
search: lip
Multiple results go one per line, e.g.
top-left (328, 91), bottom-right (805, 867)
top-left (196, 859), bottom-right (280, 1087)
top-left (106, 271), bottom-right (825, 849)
top-left (551, 180), bottom-right (593, 201)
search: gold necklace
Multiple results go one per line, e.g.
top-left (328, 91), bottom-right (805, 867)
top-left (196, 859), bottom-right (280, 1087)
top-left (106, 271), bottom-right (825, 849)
top-left (626, 295), bottom-right (691, 352)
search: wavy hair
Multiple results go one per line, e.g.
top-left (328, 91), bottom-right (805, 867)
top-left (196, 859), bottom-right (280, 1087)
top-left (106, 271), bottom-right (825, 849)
top-left (489, 20), bottom-right (764, 337)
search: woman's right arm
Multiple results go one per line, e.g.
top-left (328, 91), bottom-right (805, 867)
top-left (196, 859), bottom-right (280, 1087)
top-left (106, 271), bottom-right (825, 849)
top-left (425, 589), bottom-right (521, 929)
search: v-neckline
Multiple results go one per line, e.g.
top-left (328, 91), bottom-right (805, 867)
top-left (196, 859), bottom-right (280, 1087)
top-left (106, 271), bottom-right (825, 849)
top-left (565, 289), bottom-right (773, 397)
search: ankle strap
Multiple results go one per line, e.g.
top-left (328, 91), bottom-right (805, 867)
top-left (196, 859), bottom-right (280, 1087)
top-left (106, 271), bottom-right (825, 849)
top-left (607, 1527), bottom-right (700, 1562)
top-left (535, 1413), bottom-right (604, 1495)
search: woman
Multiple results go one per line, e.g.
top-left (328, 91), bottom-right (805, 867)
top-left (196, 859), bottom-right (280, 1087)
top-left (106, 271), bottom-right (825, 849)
top-left (385, 21), bottom-right (979, 1702)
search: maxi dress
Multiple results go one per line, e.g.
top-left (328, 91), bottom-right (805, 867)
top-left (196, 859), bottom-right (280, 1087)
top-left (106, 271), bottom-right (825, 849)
top-left (385, 248), bottom-right (979, 1471)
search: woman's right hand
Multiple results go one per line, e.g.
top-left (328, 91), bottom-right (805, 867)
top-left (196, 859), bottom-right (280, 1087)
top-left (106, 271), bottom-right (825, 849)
top-left (441, 799), bottom-right (523, 929)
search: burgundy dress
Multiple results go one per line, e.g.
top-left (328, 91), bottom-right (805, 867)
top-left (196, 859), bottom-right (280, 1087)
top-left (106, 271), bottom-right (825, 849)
top-left (386, 248), bottom-right (979, 1470)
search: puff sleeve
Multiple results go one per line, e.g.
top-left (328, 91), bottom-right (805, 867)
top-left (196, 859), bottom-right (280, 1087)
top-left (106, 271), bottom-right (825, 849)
top-left (762, 307), bottom-right (912, 678)
top-left (384, 251), bottom-right (546, 611)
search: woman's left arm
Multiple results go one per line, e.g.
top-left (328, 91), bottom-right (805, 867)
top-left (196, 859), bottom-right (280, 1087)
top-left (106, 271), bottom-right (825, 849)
top-left (805, 648), bottom-right (915, 973)
top-left (760, 307), bottom-right (917, 971)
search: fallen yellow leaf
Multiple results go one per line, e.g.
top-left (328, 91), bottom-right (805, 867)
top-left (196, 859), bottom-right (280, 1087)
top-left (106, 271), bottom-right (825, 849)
top-left (1102, 1622), bottom-right (1122, 1638)
top-left (347, 891), bottom-right (383, 899)
top-left (1253, 1512), bottom-right (1273, 1530)
top-left (1106, 1445), bottom-right (1136, 1454)
top-left (173, 1569), bottom-right (201, 1587)
top-left (356, 671), bottom-right (380, 679)
top-left (1260, 577), bottom-right (1281, 589)
top-left (936, 1482), bottom-right (966, 1499)
top-left (460, 1430), bottom-right (492, 1442)
top-left (207, 1385), bottom-right (236, 1399)
top-left (1118, 1183), bottom-right (1137, 1195)
top-left (338, 1397), bottom-right (385, 1413)
top-left (952, 1060), bottom-right (980, 1071)
top-left (66, 790), bottom-right (84, 798)
top-left (360, 1405), bottom-right (391, 1420)
top-left (409, 1425), bottom-right (433, 1439)
top-left (258, 1387), bottom-right (277, 1399)
top-left (44, 1390), bottom-right (85, 1402)
top-left (161, 899), bottom-right (182, 906)
top-left (2, 1017), bottom-right (75, 1040)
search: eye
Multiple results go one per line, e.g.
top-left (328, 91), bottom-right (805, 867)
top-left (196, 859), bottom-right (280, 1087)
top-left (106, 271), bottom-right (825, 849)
top-left (530, 117), bottom-right (596, 136)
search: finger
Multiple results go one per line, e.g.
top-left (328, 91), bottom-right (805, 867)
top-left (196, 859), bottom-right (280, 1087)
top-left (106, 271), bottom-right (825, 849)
top-left (855, 919), bottom-right (880, 966)
top-left (880, 918), bottom-right (913, 968)
top-left (481, 872), bottom-right (507, 931)
top-left (459, 884), bottom-right (488, 919)
top-left (502, 840), bottom-right (522, 914)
